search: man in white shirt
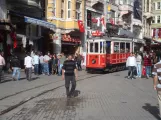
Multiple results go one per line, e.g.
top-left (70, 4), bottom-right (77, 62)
top-left (39, 52), bottom-right (44, 74)
top-left (0, 51), bottom-right (5, 82)
top-left (24, 52), bottom-right (33, 81)
top-left (33, 52), bottom-right (39, 75)
top-left (43, 52), bottom-right (51, 75)
top-left (126, 52), bottom-right (137, 79)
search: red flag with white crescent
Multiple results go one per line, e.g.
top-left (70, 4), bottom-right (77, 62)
top-left (78, 20), bottom-right (85, 33)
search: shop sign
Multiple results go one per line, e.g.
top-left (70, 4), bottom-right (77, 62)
top-left (62, 34), bottom-right (81, 44)
top-left (91, 30), bottom-right (103, 36)
top-left (24, 16), bottom-right (56, 29)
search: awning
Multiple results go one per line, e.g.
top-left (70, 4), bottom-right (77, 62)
top-left (24, 16), bottom-right (56, 30)
top-left (133, 39), bottom-right (145, 44)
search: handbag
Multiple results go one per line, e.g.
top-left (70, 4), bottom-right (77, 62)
top-left (142, 66), bottom-right (146, 76)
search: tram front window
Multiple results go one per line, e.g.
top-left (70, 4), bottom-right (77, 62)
top-left (90, 43), bottom-right (94, 52)
top-left (95, 42), bottom-right (99, 53)
top-left (106, 41), bottom-right (111, 54)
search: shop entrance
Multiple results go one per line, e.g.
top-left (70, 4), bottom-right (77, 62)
top-left (61, 44), bottom-right (79, 55)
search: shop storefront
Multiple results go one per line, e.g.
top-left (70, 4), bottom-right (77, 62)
top-left (61, 34), bottom-right (81, 55)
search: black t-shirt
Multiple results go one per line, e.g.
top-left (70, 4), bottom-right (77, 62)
top-left (62, 60), bottom-right (76, 76)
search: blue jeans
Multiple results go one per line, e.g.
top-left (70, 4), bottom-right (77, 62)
top-left (136, 64), bottom-right (141, 77)
top-left (40, 63), bottom-right (44, 74)
top-left (12, 67), bottom-right (20, 80)
top-left (58, 64), bottom-right (63, 75)
top-left (145, 66), bottom-right (151, 77)
top-left (44, 63), bottom-right (49, 75)
top-left (34, 64), bottom-right (39, 75)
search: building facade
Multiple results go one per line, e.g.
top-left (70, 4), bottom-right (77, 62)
top-left (46, 0), bottom-right (85, 55)
top-left (105, 0), bottom-right (144, 52)
top-left (142, 0), bottom-right (153, 50)
top-left (152, 0), bottom-right (161, 43)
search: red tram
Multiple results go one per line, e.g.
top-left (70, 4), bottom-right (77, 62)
top-left (86, 37), bottom-right (133, 72)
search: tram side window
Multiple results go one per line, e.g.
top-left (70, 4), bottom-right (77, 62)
top-left (90, 43), bottom-right (94, 52)
top-left (114, 42), bottom-right (119, 53)
top-left (120, 42), bottom-right (125, 53)
top-left (95, 42), bottom-right (99, 53)
top-left (126, 43), bottom-right (130, 53)
top-left (100, 42), bottom-right (103, 53)
top-left (106, 41), bottom-right (111, 54)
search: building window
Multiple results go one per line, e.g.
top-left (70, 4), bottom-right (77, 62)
top-left (67, 0), bottom-right (71, 18)
top-left (75, 2), bottom-right (81, 20)
top-left (157, 16), bottom-right (160, 23)
top-left (157, 2), bottom-right (161, 9)
top-left (110, 10), bottom-right (115, 23)
top-left (61, 0), bottom-right (64, 18)
top-left (123, 0), bottom-right (127, 4)
top-left (61, 10), bottom-right (64, 18)
top-left (53, 0), bottom-right (56, 16)
top-left (153, 3), bottom-right (155, 11)
top-left (152, 16), bottom-right (155, 23)
top-left (147, 0), bottom-right (149, 12)
top-left (87, 10), bottom-right (91, 27)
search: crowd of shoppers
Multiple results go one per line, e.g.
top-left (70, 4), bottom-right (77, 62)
top-left (126, 50), bottom-right (159, 79)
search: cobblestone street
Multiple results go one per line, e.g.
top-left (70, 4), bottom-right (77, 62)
top-left (0, 70), bottom-right (159, 120)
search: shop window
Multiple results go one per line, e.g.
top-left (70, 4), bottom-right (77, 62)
top-left (90, 42), bottom-right (94, 52)
top-left (114, 42), bottom-right (119, 53)
top-left (157, 16), bottom-right (160, 23)
top-left (126, 43), bottom-right (130, 53)
top-left (95, 42), bottom-right (99, 53)
top-left (120, 42), bottom-right (125, 53)
top-left (106, 41), bottom-right (111, 54)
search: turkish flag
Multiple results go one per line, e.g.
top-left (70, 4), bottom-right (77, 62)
top-left (10, 32), bottom-right (17, 48)
top-left (78, 20), bottom-right (85, 33)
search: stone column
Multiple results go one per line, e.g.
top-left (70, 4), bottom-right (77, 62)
top-left (53, 29), bottom-right (61, 54)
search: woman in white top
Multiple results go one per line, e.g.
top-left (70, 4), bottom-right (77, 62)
top-left (136, 52), bottom-right (142, 78)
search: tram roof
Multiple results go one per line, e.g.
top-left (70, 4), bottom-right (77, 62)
top-left (87, 36), bottom-right (133, 42)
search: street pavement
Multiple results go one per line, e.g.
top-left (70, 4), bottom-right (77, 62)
top-left (0, 70), bottom-right (159, 120)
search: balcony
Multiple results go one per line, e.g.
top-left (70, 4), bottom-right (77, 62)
top-left (143, 12), bottom-right (152, 19)
top-left (118, 4), bottom-right (133, 16)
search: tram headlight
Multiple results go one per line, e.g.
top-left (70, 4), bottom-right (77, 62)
top-left (92, 59), bottom-right (96, 64)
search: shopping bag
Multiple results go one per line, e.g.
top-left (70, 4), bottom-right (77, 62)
top-left (142, 66), bottom-right (146, 76)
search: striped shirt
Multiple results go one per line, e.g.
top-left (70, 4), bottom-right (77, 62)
top-left (152, 61), bottom-right (161, 82)
top-left (62, 60), bottom-right (76, 76)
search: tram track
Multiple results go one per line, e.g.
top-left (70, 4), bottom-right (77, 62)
top-left (0, 73), bottom-right (90, 101)
top-left (0, 72), bottom-right (104, 116)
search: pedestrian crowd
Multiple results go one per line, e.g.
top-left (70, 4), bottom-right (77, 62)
top-left (0, 50), bottom-right (83, 82)
top-left (126, 50), bottom-right (158, 79)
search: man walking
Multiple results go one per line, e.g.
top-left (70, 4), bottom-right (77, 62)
top-left (0, 52), bottom-right (5, 82)
top-left (11, 55), bottom-right (21, 81)
top-left (152, 60), bottom-right (161, 118)
top-left (39, 52), bottom-right (44, 74)
top-left (126, 53), bottom-right (137, 79)
top-left (24, 52), bottom-right (33, 81)
top-left (62, 55), bottom-right (78, 98)
top-left (144, 52), bottom-right (152, 79)
top-left (43, 52), bottom-right (51, 76)
top-left (33, 52), bottom-right (39, 75)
